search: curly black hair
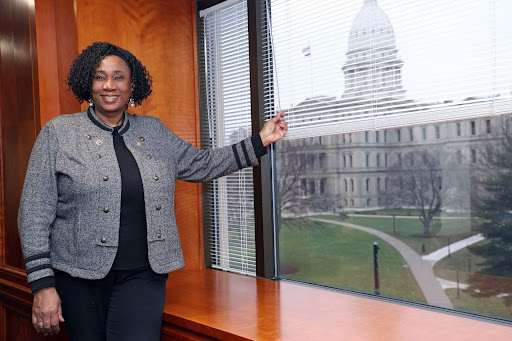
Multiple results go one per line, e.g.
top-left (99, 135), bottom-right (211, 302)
top-left (66, 42), bottom-right (152, 106)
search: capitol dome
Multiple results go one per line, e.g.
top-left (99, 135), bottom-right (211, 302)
top-left (342, 0), bottom-right (404, 99)
top-left (348, 0), bottom-right (396, 53)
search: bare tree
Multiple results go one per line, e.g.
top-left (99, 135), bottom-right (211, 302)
top-left (275, 139), bottom-right (342, 229)
top-left (382, 148), bottom-right (448, 236)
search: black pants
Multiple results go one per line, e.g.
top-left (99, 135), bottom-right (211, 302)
top-left (54, 268), bottom-right (168, 341)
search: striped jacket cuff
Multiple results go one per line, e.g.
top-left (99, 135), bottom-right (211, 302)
top-left (251, 134), bottom-right (268, 158)
top-left (30, 276), bottom-right (56, 293)
top-left (24, 252), bottom-right (54, 287)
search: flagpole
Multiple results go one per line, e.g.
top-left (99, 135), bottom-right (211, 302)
top-left (309, 47), bottom-right (313, 98)
top-left (302, 45), bottom-right (313, 98)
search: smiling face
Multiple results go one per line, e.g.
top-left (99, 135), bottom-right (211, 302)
top-left (91, 55), bottom-right (132, 125)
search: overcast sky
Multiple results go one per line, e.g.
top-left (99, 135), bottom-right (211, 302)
top-left (269, 0), bottom-right (512, 109)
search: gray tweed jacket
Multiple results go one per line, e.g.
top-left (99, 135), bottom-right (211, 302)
top-left (18, 109), bottom-right (260, 290)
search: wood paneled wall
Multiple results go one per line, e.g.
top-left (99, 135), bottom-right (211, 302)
top-left (0, 0), bottom-right (46, 339)
top-left (0, 0), bottom-right (202, 338)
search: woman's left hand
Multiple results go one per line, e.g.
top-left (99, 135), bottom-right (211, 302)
top-left (259, 112), bottom-right (288, 147)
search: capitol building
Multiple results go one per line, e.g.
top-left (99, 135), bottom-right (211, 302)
top-left (276, 0), bottom-right (512, 218)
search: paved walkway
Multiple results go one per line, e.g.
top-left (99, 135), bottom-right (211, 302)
top-left (422, 233), bottom-right (485, 265)
top-left (310, 218), bottom-right (454, 309)
top-left (349, 213), bottom-right (470, 220)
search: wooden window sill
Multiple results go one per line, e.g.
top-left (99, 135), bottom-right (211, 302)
top-left (162, 269), bottom-right (511, 340)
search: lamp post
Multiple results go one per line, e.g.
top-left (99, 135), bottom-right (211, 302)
top-left (448, 237), bottom-right (451, 258)
top-left (456, 265), bottom-right (460, 299)
top-left (374, 242), bottom-right (380, 295)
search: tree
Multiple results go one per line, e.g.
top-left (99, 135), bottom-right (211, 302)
top-left (275, 139), bottom-right (342, 230)
top-left (382, 148), bottom-right (447, 236)
top-left (468, 134), bottom-right (512, 305)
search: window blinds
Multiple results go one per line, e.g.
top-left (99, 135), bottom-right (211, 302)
top-left (200, 0), bottom-right (256, 275)
top-left (262, 0), bottom-right (512, 139)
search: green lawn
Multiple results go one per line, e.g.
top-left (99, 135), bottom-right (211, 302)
top-left (434, 241), bottom-right (512, 321)
top-left (283, 215), bottom-right (512, 321)
top-left (278, 219), bottom-right (425, 303)
top-left (315, 214), bottom-right (475, 254)
top-left (445, 288), bottom-right (512, 320)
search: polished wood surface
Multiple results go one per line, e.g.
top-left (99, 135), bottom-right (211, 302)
top-left (0, 0), bottom-right (39, 275)
top-left (163, 269), bottom-right (512, 341)
top-left (35, 0), bottom-right (81, 125)
top-left (75, 0), bottom-right (204, 271)
top-left (0, 0), bottom-right (50, 339)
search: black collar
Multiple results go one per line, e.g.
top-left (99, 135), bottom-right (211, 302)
top-left (87, 107), bottom-right (130, 135)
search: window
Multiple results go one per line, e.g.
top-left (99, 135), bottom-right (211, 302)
top-left (366, 154), bottom-right (370, 167)
top-left (309, 180), bottom-right (316, 195)
top-left (200, 0), bottom-right (255, 275)
top-left (319, 153), bottom-right (326, 168)
top-left (301, 179), bottom-right (307, 195)
top-left (307, 154), bottom-right (315, 169)
top-left (471, 121), bottom-right (476, 135)
top-left (376, 154), bottom-right (380, 167)
top-left (202, 0), bottom-right (512, 324)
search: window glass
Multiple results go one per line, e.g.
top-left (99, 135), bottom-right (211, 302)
top-left (269, 0), bottom-right (512, 321)
top-left (200, 0), bottom-right (255, 275)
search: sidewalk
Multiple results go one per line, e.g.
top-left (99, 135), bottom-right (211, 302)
top-left (310, 218), bottom-right (454, 309)
top-left (422, 234), bottom-right (485, 265)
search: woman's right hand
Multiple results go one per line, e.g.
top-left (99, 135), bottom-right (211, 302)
top-left (32, 287), bottom-right (65, 335)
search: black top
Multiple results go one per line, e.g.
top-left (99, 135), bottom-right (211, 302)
top-left (111, 125), bottom-right (150, 270)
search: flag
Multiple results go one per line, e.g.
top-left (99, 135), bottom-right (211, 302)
top-left (302, 46), bottom-right (311, 57)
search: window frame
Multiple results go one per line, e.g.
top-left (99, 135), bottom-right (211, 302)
top-left (197, 0), bottom-right (512, 326)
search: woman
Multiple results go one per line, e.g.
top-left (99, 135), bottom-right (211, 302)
top-left (18, 42), bottom-right (287, 340)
